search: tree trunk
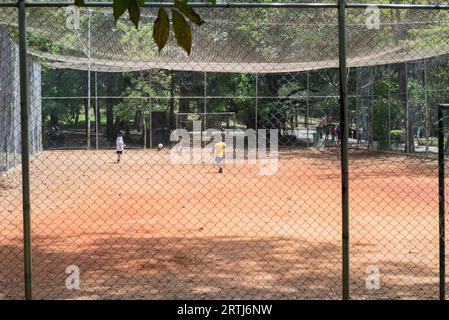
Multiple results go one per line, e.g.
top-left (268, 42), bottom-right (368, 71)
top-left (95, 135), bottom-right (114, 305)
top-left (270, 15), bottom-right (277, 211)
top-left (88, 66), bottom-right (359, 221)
top-left (135, 110), bottom-right (143, 133)
top-left (96, 103), bottom-right (101, 133)
top-left (106, 73), bottom-right (115, 140)
top-left (396, 63), bottom-right (414, 153)
top-left (168, 72), bottom-right (176, 130)
top-left (178, 85), bottom-right (189, 114)
top-left (74, 110), bottom-right (80, 126)
top-left (50, 112), bottom-right (59, 127)
top-left (84, 98), bottom-right (90, 138)
top-left (92, 100), bottom-right (99, 133)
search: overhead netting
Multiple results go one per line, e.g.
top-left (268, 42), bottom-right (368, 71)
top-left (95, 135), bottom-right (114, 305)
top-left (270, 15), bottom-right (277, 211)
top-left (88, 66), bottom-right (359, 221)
top-left (0, 6), bottom-right (449, 73)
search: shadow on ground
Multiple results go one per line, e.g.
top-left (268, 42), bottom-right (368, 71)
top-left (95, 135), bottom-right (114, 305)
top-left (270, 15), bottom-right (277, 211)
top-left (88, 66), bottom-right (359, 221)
top-left (0, 235), bottom-right (443, 300)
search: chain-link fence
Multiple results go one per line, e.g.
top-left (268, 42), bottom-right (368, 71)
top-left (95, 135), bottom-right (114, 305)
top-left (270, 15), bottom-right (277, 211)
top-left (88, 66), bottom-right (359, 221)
top-left (1, 1), bottom-right (449, 300)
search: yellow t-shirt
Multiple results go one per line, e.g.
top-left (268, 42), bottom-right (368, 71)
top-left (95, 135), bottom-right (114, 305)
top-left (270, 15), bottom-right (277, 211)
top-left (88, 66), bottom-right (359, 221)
top-left (214, 142), bottom-right (226, 158)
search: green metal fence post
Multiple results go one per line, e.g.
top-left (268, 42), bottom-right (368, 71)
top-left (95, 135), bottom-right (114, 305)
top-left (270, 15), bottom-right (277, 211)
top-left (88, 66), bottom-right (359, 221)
top-left (18, 0), bottom-right (33, 300)
top-left (438, 103), bottom-right (447, 300)
top-left (338, 0), bottom-right (350, 300)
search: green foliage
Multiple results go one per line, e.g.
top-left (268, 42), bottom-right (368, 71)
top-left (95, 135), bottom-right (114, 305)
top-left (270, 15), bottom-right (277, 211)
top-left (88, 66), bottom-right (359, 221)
top-left (172, 9), bottom-right (192, 55)
top-left (115, 100), bottom-right (139, 123)
top-left (113, 0), bottom-right (141, 28)
top-left (174, 0), bottom-right (205, 26)
top-left (373, 99), bottom-right (391, 150)
top-left (128, 0), bottom-right (141, 28)
top-left (41, 67), bottom-right (87, 128)
top-left (390, 129), bottom-right (406, 144)
top-left (153, 8), bottom-right (170, 53)
top-left (371, 76), bottom-right (402, 150)
top-left (418, 137), bottom-right (438, 147)
top-left (113, 0), bottom-right (131, 22)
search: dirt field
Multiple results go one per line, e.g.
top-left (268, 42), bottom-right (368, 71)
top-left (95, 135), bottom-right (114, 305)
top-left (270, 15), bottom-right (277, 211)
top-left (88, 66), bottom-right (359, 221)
top-left (0, 148), bottom-right (447, 299)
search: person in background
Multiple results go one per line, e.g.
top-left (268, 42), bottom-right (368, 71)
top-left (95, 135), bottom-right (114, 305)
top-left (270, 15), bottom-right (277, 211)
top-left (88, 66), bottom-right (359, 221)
top-left (336, 123), bottom-right (341, 143)
top-left (357, 126), bottom-right (363, 144)
top-left (324, 124), bottom-right (330, 140)
top-left (212, 137), bottom-right (227, 174)
top-left (116, 130), bottom-right (126, 163)
top-left (331, 124), bottom-right (337, 143)
top-left (351, 123), bottom-right (357, 139)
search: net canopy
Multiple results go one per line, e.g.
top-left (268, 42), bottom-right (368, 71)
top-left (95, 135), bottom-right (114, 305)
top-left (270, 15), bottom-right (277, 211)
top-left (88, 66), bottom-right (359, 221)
top-left (1, 5), bottom-right (449, 73)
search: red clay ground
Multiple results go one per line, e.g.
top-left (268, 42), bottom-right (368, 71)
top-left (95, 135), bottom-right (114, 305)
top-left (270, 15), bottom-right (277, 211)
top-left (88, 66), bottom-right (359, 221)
top-left (0, 148), bottom-right (447, 299)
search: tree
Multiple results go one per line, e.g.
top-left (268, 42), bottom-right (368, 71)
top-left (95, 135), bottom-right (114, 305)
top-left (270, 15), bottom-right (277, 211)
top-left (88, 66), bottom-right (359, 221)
top-left (41, 68), bottom-right (87, 128)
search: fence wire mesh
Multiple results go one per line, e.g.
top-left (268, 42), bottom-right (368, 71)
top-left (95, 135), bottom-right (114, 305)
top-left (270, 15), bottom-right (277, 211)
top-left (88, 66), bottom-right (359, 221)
top-left (0, 2), bottom-right (448, 299)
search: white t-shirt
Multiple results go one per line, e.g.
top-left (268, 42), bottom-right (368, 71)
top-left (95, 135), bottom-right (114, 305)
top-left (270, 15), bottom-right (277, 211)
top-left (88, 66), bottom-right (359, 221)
top-left (116, 136), bottom-right (124, 151)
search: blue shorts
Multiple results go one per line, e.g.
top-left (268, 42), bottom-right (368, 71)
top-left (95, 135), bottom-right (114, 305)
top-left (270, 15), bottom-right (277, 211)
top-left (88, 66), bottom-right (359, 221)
top-left (215, 157), bottom-right (223, 164)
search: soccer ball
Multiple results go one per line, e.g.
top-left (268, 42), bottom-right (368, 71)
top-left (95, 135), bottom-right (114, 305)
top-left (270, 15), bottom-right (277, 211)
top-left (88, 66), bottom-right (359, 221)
top-left (158, 143), bottom-right (163, 149)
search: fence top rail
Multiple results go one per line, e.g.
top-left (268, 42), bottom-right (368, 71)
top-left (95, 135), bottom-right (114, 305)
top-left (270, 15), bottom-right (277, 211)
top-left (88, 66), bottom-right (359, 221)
top-left (1, 2), bottom-right (449, 10)
top-left (1, 2), bottom-right (339, 8)
top-left (177, 112), bottom-right (236, 115)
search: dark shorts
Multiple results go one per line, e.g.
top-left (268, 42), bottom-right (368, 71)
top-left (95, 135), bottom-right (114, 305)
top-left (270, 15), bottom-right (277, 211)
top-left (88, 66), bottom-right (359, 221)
top-left (116, 151), bottom-right (123, 155)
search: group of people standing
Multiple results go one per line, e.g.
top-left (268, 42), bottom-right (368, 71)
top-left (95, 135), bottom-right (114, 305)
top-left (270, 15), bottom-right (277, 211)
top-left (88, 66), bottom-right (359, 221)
top-left (317, 117), bottom-right (366, 145)
top-left (350, 123), bottom-right (364, 144)
top-left (317, 116), bottom-right (341, 143)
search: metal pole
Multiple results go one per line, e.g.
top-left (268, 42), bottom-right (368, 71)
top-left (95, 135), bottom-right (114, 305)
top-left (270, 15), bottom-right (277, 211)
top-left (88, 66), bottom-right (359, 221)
top-left (141, 72), bottom-right (146, 150)
top-left (204, 72), bottom-right (207, 115)
top-left (306, 71), bottom-right (310, 147)
top-left (4, 107), bottom-right (7, 169)
top-left (143, 121), bottom-right (147, 150)
top-left (355, 68), bottom-right (359, 145)
top-left (149, 71), bottom-right (153, 148)
top-left (204, 72), bottom-right (207, 147)
top-left (87, 10), bottom-right (92, 149)
top-left (338, 0), bottom-right (350, 300)
top-left (18, 0), bottom-right (32, 300)
top-left (204, 72), bottom-right (207, 132)
top-left (255, 74), bottom-right (258, 132)
top-left (95, 71), bottom-right (99, 150)
top-left (387, 64), bottom-right (391, 150)
top-left (438, 103), bottom-right (447, 300)
top-left (149, 98), bottom-right (152, 148)
top-left (405, 62), bottom-right (409, 153)
top-left (425, 60), bottom-right (429, 154)
top-left (369, 68), bottom-right (374, 149)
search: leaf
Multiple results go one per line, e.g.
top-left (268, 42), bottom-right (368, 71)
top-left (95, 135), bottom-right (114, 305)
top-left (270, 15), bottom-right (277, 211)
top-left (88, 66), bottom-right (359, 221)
top-left (74, 0), bottom-right (85, 6)
top-left (113, 0), bottom-right (129, 21)
top-left (172, 9), bottom-right (192, 55)
top-left (153, 8), bottom-right (170, 53)
top-left (209, 0), bottom-right (217, 5)
top-left (174, 0), bottom-right (205, 26)
top-left (128, 0), bottom-right (141, 28)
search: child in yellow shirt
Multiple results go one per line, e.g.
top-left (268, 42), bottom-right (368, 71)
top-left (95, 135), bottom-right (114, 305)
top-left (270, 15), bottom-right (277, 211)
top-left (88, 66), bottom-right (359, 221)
top-left (213, 140), bottom-right (226, 173)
